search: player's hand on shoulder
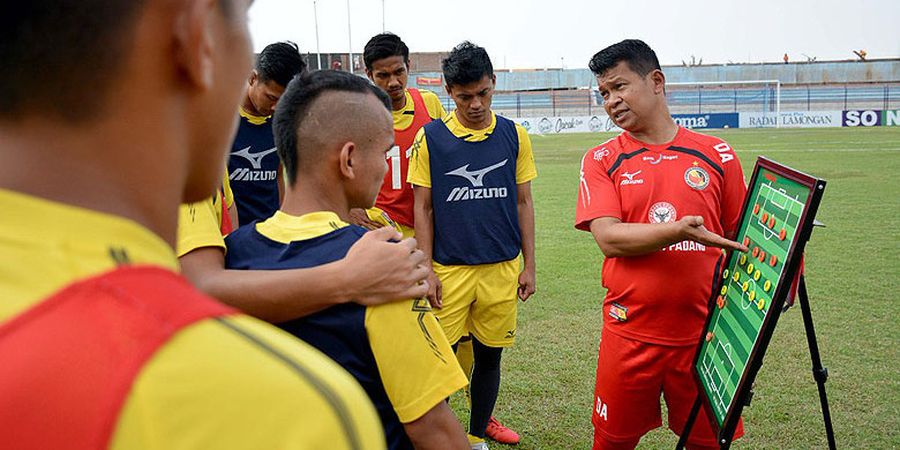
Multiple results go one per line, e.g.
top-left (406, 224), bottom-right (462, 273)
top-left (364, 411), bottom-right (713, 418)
top-left (518, 266), bottom-right (536, 302)
top-left (678, 216), bottom-right (749, 252)
top-left (348, 208), bottom-right (384, 230)
top-left (345, 227), bottom-right (430, 305)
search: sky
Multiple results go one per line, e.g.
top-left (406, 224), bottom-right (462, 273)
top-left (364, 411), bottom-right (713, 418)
top-left (249, 0), bottom-right (900, 70)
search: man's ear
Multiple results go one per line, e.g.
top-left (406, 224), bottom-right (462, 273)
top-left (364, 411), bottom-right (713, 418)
top-left (172, 0), bottom-right (218, 90)
top-left (650, 69), bottom-right (666, 95)
top-left (249, 69), bottom-right (259, 87)
top-left (338, 141), bottom-right (357, 179)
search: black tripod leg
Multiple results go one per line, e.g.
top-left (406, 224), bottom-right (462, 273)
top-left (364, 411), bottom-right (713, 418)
top-left (675, 396), bottom-right (703, 450)
top-left (797, 275), bottom-right (837, 450)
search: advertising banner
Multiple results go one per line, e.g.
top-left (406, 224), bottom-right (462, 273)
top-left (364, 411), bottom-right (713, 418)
top-left (842, 110), bottom-right (883, 127)
top-left (672, 113), bottom-right (740, 129)
top-left (884, 110), bottom-right (900, 126)
top-left (415, 76), bottom-right (442, 86)
top-left (515, 112), bottom-right (739, 135)
top-left (514, 115), bottom-right (622, 135)
top-left (739, 111), bottom-right (842, 128)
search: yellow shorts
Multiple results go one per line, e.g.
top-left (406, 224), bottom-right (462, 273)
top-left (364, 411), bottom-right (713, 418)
top-left (366, 207), bottom-right (414, 239)
top-left (432, 259), bottom-right (519, 348)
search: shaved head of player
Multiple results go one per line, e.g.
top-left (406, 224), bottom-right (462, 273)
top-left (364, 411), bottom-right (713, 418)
top-left (275, 73), bottom-right (395, 215)
top-left (226, 70), bottom-right (470, 450)
top-left (0, 1), bottom-right (386, 448)
top-left (575, 39), bottom-right (749, 450)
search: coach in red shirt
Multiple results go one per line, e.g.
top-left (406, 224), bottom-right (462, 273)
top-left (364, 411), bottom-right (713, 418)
top-left (575, 40), bottom-right (749, 450)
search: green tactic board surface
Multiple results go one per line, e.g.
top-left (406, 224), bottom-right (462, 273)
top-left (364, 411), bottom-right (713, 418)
top-left (694, 160), bottom-right (815, 430)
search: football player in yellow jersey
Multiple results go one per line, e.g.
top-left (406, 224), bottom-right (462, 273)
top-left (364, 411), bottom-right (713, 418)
top-left (224, 69), bottom-right (469, 450)
top-left (347, 33), bottom-right (447, 238)
top-left (355, 33), bottom-right (521, 445)
top-left (0, 1), bottom-right (384, 449)
top-left (408, 42), bottom-right (538, 449)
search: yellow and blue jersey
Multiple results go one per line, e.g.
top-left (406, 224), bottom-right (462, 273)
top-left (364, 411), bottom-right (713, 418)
top-left (224, 211), bottom-right (467, 450)
top-left (228, 108), bottom-right (280, 226)
top-left (407, 112), bottom-right (537, 265)
top-left (0, 189), bottom-right (385, 450)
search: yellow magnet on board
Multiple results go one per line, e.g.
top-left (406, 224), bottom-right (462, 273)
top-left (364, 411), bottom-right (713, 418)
top-left (764, 280), bottom-right (772, 292)
top-left (747, 263), bottom-right (755, 274)
top-left (742, 281), bottom-right (749, 292)
top-left (757, 298), bottom-right (766, 310)
top-left (754, 270), bottom-right (761, 281)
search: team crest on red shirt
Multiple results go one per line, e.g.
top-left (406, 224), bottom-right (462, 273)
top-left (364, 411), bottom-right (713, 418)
top-left (648, 202), bottom-right (677, 223)
top-left (684, 165), bottom-right (710, 190)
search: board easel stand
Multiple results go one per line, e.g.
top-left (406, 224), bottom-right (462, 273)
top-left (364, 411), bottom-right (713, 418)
top-left (676, 221), bottom-right (836, 450)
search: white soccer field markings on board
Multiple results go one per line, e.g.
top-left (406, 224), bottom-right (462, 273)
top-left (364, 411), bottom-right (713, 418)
top-left (756, 183), bottom-right (803, 241)
top-left (701, 340), bottom-right (737, 413)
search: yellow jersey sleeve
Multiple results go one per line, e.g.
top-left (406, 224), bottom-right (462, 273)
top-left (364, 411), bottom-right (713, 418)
top-left (420, 90), bottom-right (447, 120)
top-left (176, 197), bottom-right (225, 258)
top-left (406, 127), bottom-right (431, 188)
top-left (111, 315), bottom-right (386, 450)
top-left (222, 172), bottom-right (235, 209)
top-left (515, 123), bottom-right (538, 184)
top-left (365, 299), bottom-right (467, 423)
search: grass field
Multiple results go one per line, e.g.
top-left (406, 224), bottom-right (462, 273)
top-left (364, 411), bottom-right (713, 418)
top-left (450, 127), bottom-right (900, 449)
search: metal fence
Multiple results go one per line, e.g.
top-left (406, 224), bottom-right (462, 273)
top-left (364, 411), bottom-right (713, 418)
top-left (431, 84), bottom-right (900, 118)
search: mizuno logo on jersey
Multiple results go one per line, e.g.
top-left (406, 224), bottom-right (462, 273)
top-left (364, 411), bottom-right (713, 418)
top-left (232, 146), bottom-right (278, 169)
top-left (446, 159), bottom-right (508, 187)
top-left (445, 186), bottom-right (508, 202)
top-left (230, 168), bottom-right (278, 181)
top-left (620, 170), bottom-right (644, 185)
top-left (444, 159), bottom-right (510, 203)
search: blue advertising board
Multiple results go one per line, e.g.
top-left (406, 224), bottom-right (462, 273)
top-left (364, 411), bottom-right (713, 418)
top-left (673, 113), bottom-right (740, 129)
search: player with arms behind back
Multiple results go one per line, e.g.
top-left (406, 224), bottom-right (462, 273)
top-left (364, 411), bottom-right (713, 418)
top-left (356, 32), bottom-right (519, 445)
top-left (409, 42), bottom-right (537, 449)
top-left (348, 32), bottom-right (446, 237)
top-left (574, 39), bottom-right (749, 450)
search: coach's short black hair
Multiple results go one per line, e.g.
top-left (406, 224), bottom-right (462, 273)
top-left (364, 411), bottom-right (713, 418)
top-left (0, 0), bottom-right (148, 121)
top-left (442, 41), bottom-right (494, 87)
top-left (273, 70), bottom-right (390, 185)
top-left (256, 41), bottom-right (307, 87)
top-left (363, 33), bottom-right (409, 70)
top-left (589, 39), bottom-right (661, 78)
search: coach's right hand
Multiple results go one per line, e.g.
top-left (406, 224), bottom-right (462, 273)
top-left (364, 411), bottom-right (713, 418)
top-left (344, 227), bottom-right (430, 305)
top-left (678, 216), bottom-right (749, 252)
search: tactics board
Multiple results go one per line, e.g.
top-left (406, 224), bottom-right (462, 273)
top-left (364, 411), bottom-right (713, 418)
top-left (691, 157), bottom-right (826, 444)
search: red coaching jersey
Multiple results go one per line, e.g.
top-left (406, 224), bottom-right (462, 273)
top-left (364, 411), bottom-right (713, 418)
top-left (375, 88), bottom-right (433, 227)
top-left (575, 127), bottom-right (746, 345)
